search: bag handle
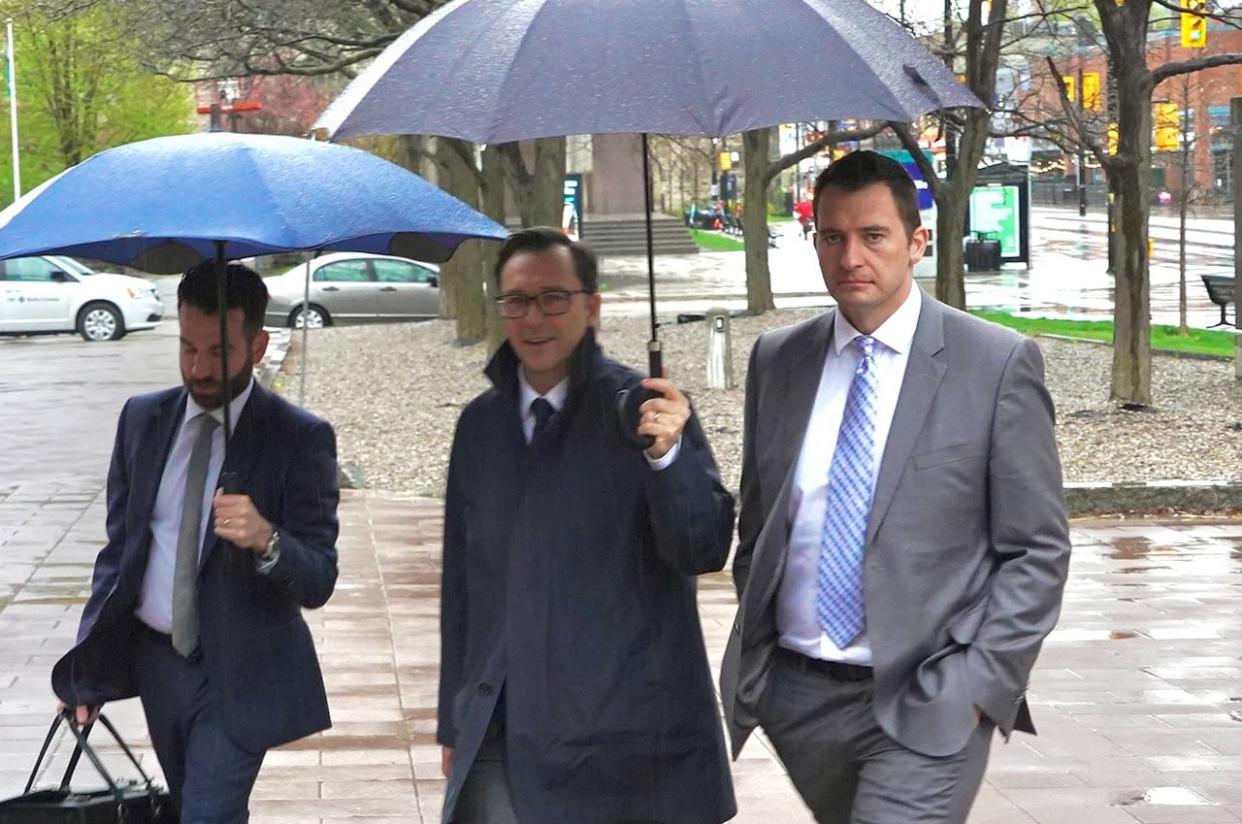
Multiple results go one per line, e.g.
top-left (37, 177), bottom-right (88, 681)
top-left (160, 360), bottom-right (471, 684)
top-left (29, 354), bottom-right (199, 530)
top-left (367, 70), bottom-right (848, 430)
top-left (23, 711), bottom-right (159, 805)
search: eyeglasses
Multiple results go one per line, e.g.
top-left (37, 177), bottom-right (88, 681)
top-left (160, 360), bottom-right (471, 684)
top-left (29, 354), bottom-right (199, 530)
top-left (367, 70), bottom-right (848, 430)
top-left (496, 289), bottom-right (590, 319)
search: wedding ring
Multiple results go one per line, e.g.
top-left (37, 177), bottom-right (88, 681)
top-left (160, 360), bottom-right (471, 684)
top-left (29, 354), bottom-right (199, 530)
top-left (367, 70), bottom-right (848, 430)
top-left (653, 412), bottom-right (661, 422)
top-left (223, 518), bottom-right (232, 526)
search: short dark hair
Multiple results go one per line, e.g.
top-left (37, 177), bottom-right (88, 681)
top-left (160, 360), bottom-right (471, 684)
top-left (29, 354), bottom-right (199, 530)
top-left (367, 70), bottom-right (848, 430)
top-left (494, 227), bottom-right (599, 294)
top-left (178, 260), bottom-right (269, 340)
top-left (812, 150), bottom-right (922, 238)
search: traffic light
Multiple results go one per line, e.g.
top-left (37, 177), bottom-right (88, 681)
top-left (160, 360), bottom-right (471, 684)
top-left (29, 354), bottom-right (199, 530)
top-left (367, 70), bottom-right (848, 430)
top-left (1181, 0), bottom-right (1207, 49)
top-left (1082, 72), bottom-right (1101, 111)
top-left (1153, 102), bottom-right (1180, 152)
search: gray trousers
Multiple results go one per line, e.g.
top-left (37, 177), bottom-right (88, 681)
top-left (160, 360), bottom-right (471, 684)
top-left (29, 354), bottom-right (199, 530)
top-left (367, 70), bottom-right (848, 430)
top-left (758, 649), bottom-right (994, 824)
top-left (454, 720), bottom-right (520, 824)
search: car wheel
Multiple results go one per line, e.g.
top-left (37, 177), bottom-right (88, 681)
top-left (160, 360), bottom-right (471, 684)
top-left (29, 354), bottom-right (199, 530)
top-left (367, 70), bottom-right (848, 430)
top-left (77, 302), bottom-right (125, 341)
top-left (289, 304), bottom-right (330, 329)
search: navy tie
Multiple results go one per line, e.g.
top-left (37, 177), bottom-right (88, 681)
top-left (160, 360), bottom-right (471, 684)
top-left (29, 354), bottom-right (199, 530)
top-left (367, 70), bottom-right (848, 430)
top-left (816, 335), bottom-right (879, 648)
top-left (529, 398), bottom-right (554, 441)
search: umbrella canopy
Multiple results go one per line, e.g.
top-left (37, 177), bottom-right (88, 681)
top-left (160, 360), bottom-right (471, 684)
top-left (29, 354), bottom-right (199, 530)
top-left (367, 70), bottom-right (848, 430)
top-left (314, 0), bottom-right (981, 143)
top-left (0, 132), bottom-right (508, 272)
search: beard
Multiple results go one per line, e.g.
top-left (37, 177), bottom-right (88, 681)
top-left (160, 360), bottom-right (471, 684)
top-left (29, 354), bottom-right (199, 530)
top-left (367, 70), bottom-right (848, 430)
top-left (184, 358), bottom-right (254, 410)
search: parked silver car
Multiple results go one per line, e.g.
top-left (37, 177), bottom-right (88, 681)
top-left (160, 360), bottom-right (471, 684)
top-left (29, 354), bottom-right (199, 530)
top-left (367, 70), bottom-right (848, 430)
top-left (264, 252), bottom-right (440, 328)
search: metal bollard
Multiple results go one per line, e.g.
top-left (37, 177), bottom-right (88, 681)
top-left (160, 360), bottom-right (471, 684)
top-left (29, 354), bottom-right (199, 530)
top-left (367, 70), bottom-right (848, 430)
top-left (705, 307), bottom-right (734, 389)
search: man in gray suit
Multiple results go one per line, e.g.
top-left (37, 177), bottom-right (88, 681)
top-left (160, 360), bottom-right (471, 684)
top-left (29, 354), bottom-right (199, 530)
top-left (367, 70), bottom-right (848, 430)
top-left (720, 151), bottom-right (1070, 823)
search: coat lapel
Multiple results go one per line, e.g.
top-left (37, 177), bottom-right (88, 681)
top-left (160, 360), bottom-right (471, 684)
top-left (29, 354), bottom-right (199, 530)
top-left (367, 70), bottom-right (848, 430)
top-left (866, 292), bottom-right (946, 545)
top-left (199, 383), bottom-right (268, 569)
top-left (768, 313), bottom-right (834, 495)
top-left (134, 390), bottom-right (188, 530)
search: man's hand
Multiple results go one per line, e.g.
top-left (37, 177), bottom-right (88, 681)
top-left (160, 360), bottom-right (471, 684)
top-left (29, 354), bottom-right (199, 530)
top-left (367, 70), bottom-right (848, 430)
top-left (56, 700), bottom-right (100, 726)
top-left (637, 377), bottom-right (691, 461)
top-left (212, 491), bottom-right (274, 554)
top-left (442, 746), bottom-right (454, 779)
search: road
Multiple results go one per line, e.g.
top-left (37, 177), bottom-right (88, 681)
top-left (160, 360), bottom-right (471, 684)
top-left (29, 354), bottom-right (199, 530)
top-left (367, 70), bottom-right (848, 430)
top-left (600, 208), bottom-right (1239, 330)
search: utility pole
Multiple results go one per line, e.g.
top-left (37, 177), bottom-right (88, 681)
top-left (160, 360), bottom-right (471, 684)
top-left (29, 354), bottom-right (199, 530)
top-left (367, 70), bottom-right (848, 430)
top-left (1077, 59), bottom-right (1087, 217)
top-left (1232, 97), bottom-right (1242, 379)
top-left (6, 18), bottom-right (19, 201)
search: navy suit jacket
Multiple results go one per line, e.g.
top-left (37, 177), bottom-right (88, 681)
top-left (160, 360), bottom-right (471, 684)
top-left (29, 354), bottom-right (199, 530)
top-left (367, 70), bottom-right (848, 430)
top-left (52, 381), bottom-right (340, 753)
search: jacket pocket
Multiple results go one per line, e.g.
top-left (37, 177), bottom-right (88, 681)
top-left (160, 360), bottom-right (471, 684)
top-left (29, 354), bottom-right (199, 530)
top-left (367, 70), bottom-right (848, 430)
top-left (912, 443), bottom-right (985, 471)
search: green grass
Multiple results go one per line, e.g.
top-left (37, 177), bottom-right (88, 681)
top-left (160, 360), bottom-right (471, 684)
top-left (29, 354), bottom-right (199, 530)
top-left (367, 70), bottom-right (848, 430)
top-left (767, 213), bottom-right (795, 223)
top-left (972, 311), bottom-right (1237, 359)
top-left (689, 229), bottom-right (745, 252)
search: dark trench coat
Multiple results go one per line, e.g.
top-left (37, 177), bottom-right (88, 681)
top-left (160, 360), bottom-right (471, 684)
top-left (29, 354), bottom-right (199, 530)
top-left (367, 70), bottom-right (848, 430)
top-left (437, 330), bottom-right (737, 823)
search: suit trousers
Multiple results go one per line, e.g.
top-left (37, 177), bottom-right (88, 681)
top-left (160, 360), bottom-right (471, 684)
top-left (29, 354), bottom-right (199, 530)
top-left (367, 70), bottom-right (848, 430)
top-left (133, 625), bottom-right (265, 824)
top-left (758, 648), bottom-right (993, 824)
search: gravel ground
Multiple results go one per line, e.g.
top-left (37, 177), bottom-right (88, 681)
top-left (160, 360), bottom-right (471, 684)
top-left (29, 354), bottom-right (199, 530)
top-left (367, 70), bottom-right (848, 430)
top-left (278, 309), bottom-right (1242, 496)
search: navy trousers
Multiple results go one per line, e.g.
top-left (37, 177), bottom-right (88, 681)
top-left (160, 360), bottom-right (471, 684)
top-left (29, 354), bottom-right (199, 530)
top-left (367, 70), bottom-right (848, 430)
top-left (133, 627), bottom-right (265, 824)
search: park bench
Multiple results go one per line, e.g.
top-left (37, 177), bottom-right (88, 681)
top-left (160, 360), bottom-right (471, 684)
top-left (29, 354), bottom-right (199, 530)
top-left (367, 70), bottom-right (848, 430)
top-left (1201, 274), bottom-right (1235, 328)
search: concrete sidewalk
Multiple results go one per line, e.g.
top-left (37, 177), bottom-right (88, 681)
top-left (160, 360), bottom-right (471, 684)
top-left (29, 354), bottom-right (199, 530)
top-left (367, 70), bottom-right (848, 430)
top-left (4, 485), bottom-right (1242, 822)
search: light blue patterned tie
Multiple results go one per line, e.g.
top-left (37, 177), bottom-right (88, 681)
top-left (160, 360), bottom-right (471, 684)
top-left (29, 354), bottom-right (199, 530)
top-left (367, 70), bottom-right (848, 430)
top-left (817, 335), bottom-right (878, 648)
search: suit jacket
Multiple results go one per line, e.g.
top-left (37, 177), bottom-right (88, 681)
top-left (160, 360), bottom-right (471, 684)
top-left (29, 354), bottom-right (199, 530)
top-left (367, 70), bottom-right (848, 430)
top-left (721, 291), bottom-right (1071, 759)
top-left (438, 330), bottom-right (737, 824)
top-left (52, 382), bottom-right (340, 754)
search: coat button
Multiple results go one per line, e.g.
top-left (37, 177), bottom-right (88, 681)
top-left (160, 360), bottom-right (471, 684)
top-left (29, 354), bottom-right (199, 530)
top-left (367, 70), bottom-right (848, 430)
top-left (478, 682), bottom-right (493, 696)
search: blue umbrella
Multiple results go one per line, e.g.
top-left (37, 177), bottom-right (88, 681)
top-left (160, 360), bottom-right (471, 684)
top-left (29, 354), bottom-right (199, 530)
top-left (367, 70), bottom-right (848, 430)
top-left (0, 132), bottom-right (507, 271)
top-left (0, 131), bottom-right (508, 448)
top-left (312, 0), bottom-right (981, 380)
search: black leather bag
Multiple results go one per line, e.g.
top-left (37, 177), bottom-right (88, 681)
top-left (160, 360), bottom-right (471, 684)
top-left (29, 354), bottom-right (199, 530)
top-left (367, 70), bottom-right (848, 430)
top-left (0, 712), bottom-right (175, 823)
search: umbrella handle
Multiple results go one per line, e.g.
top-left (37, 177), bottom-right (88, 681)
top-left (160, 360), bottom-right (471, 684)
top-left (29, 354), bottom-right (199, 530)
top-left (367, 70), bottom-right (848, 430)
top-left (615, 385), bottom-right (658, 451)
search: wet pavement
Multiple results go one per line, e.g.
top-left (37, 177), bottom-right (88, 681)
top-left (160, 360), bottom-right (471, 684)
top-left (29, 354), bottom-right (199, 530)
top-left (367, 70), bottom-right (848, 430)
top-left (603, 209), bottom-right (1239, 332)
top-left (4, 485), bottom-right (1242, 823)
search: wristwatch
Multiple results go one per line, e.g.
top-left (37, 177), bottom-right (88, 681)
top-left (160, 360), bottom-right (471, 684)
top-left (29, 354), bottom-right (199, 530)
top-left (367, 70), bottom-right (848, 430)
top-left (259, 530), bottom-right (282, 563)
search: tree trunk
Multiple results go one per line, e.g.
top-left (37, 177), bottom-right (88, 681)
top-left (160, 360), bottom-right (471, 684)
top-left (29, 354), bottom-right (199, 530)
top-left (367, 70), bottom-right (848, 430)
top-left (481, 144), bottom-right (507, 354)
top-left (742, 128), bottom-right (776, 314)
top-left (435, 137), bottom-right (488, 343)
top-left (507, 137), bottom-right (567, 228)
top-left (935, 195), bottom-right (968, 308)
top-left (1178, 191), bottom-right (1188, 335)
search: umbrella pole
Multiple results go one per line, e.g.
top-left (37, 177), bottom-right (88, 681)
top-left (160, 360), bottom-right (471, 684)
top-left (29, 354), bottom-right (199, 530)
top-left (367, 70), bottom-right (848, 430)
top-left (640, 133), bottom-right (661, 377)
top-left (298, 251), bottom-right (317, 407)
top-left (214, 241), bottom-right (233, 448)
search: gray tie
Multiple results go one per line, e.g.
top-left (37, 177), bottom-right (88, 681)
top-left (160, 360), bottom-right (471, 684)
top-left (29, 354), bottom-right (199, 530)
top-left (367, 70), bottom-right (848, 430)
top-left (172, 413), bottom-right (218, 657)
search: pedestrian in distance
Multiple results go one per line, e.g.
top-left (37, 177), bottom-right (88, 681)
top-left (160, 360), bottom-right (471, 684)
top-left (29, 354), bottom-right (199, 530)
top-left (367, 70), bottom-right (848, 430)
top-left (721, 150), bottom-right (1071, 824)
top-left (53, 261), bottom-right (341, 824)
top-left (438, 227), bottom-right (737, 824)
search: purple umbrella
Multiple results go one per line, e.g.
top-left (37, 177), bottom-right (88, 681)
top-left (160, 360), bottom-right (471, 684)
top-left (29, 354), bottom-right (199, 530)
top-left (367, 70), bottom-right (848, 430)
top-left (314, 0), bottom-right (981, 376)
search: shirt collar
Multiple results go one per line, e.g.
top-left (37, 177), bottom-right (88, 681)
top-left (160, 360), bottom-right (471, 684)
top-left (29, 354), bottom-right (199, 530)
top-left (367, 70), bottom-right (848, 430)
top-left (184, 377), bottom-right (256, 430)
top-left (832, 281), bottom-right (923, 357)
top-left (518, 368), bottom-right (569, 417)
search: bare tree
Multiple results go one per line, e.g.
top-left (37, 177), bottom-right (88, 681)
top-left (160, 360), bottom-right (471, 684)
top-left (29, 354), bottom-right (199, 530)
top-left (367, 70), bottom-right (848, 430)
top-left (740, 123), bottom-right (886, 314)
top-left (892, 0), bottom-right (1011, 310)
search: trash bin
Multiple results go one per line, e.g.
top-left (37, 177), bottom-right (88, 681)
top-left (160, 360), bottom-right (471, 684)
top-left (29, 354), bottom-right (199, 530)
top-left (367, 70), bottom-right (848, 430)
top-left (965, 231), bottom-right (1001, 272)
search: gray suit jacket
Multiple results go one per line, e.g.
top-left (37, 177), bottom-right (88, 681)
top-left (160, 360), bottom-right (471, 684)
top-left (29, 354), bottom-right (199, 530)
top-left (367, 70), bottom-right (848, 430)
top-left (720, 291), bottom-right (1071, 759)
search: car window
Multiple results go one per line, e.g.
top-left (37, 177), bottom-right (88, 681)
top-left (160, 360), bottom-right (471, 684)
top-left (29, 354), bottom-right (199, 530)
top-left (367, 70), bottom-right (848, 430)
top-left (313, 260), bottom-right (371, 283)
top-left (46, 256), bottom-right (94, 278)
top-left (373, 260), bottom-right (434, 284)
top-left (2, 257), bottom-right (67, 282)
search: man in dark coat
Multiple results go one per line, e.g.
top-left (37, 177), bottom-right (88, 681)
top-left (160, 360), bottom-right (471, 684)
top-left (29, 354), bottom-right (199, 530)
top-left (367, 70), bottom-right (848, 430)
top-left (438, 227), bottom-right (736, 823)
top-left (54, 262), bottom-right (340, 823)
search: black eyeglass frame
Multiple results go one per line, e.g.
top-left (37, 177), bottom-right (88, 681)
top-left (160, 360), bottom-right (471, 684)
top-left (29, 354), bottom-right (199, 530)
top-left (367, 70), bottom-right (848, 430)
top-left (495, 288), bottom-right (592, 318)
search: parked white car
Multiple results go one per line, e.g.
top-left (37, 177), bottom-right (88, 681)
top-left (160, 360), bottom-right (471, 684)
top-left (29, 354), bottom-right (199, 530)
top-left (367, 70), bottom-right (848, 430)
top-left (0, 255), bottom-right (163, 341)
top-left (264, 251), bottom-right (440, 328)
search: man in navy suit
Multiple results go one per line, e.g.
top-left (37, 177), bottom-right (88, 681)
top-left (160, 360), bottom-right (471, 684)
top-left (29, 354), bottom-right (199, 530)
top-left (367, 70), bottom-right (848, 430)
top-left (53, 262), bottom-right (340, 824)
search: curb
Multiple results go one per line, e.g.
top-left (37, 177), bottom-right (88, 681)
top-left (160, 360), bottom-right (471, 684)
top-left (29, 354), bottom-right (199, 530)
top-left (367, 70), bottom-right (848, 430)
top-left (257, 328), bottom-right (291, 388)
top-left (1066, 481), bottom-right (1242, 516)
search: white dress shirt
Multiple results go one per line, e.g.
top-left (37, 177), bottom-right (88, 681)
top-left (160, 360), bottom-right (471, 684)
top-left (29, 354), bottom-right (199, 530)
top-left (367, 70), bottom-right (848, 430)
top-left (135, 381), bottom-right (255, 634)
top-left (776, 284), bottom-right (922, 665)
top-left (517, 367), bottom-right (679, 468)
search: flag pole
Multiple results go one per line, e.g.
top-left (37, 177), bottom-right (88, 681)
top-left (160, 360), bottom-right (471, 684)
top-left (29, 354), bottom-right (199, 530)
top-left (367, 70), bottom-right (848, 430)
top-left (6, 18), bottom-right (18, 201)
